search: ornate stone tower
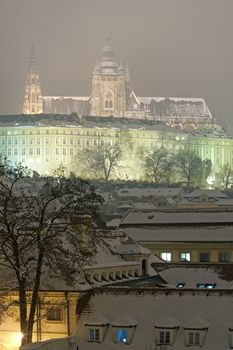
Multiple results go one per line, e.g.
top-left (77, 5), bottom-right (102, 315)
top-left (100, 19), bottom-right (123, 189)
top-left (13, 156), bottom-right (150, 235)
top-left (91, 38), bottom-right (129, 117)
top-left (23, 46), bottom-right (43, 114)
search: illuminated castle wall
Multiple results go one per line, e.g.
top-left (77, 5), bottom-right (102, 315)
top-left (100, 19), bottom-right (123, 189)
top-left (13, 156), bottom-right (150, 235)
top-left (0, 115), bottom-right (231, 179)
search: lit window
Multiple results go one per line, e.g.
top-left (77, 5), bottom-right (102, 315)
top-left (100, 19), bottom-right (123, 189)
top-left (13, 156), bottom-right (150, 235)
top-left (196, 283), bottom-right (216, 289)
top-left (114, 329), bottom-right (128, 343)
top-left (88, 328), bottom-right (100, 342)
top-left (160, 252), bottom-right (171, 262)
top-left (188, 331), bottom-right (200, 345)
top-left (180, 252), bottom-right (191, 262)
top-left (159, 331), bottom-right (170, 344)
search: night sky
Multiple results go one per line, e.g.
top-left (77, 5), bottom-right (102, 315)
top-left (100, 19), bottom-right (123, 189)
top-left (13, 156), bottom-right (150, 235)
top-left (0, 0), bottom-right (233, 127)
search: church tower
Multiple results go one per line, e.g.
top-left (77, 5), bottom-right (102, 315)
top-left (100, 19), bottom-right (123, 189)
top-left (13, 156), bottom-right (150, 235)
top-left (91, 38), bottom-right (129, 117)
top-left (23, 46), bottom-right (43, 114)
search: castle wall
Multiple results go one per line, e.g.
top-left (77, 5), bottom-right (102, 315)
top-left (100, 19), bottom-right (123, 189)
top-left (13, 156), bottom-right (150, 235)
top-left (0, 120), bottom-right (232, 180)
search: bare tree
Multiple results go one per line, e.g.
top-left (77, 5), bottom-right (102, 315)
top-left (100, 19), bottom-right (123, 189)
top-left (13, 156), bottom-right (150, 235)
top-left (216, 164), bottom-right (233, 189)
top-left (77, 142), bottom-right (123, 180)
top-left (0, 164), bottom-right (103, 346)
top-left (175, 149), bottom-right (212, 187)
top-left (143, 147), bottom-right (173, 183)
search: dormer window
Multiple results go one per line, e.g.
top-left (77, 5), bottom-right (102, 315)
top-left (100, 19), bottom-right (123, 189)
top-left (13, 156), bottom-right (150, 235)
top-left (88, 328), bottom-right (100, 342)
top-left (85, 314), bottom-right (109, 343)
top-left (111, 316), bottom-right (137, 345)
top-left (183, 318), bottom-right (209, 347)
top-left (154, 317), bottom-right (179, 347)
top-left (159, 330), bottom-right (170, 344)
top-left (188, 331), bottom-right (200, 345)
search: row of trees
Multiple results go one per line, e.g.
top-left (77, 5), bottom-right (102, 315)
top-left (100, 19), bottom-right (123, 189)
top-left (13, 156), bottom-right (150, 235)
top-left (74, 140), bottom-right (233, 189)
top-left (0, 162), bottom-right (104, 346)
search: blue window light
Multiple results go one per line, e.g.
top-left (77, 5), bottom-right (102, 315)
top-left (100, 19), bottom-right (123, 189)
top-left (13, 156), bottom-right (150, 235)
top-left (115, 329), bottom-right (128, 343)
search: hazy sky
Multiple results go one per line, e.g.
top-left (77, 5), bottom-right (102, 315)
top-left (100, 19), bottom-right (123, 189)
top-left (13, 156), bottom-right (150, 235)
top-left (0, 0), bottom-right (233, 126)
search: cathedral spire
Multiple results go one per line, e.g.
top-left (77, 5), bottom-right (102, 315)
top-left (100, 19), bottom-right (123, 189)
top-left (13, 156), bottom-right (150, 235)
top-left (23, 45), bottom-right (43, 114)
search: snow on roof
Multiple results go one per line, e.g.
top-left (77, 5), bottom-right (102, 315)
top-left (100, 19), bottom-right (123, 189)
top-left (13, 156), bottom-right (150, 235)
top-left (185, 189), bottom-right (228, 199)
top-left (154, 316), bottom-right (180, 328)
top-left (120, 210), bottom-right (233, 226)
top-left (76, 289), bottom-right (233, 350)
top-left (42, 96), bottom-right (90, 101)
top-left (116, 187), bottom-right (183, 198)
top-left (124, 226), bottom-right (233, 243)
top-left (111, 315), bottom-right (138, 327)
top-left (112, 243), bottom-right (150, 255)
top-left (183, 318), bottom-right (209, 329)
top-left (158, 266), bottom-right (233, 289)
top-left (84, 314), bottom-right (110, 326)
top-left (20, 336), bottom-right (76, 350)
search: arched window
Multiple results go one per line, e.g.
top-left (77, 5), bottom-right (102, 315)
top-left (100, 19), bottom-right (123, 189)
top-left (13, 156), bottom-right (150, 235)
top-left (104, 90), bottom-right (114, 110)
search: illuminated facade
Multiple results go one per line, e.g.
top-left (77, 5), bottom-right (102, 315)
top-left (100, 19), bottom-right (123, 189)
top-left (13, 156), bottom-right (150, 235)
top-left (23, 40), bottom-right (213, 131)
top-left (0, 114), bottom-right (232, 179)
top-left (23, 46), bottom-right (43, 114)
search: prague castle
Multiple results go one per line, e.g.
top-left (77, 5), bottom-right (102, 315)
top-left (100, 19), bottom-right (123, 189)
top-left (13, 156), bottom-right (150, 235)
top-left (0, 39), bottom-right (231, 180)
top-left (23, 39), bottom-right (213, 131)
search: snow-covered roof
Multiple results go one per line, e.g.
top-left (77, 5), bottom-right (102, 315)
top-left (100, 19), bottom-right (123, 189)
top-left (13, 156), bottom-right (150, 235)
top-left (120, 210), bottom-right (233, 226)
top-left (115, 187), bottom-right (183, 198)
top-left (84, 314), bottom-right (110, 326)
top-left (124, 226), bottom-right (233, 243)
top-left (185, 189), bottom-right (228, 199)
top-left (42, 96), bottom-right (90, 101)
top-left (154, 316), bottom-right (180, 329)
top-left (158, 266), bottom-right (233, 289)
top-left (183, 318), bottom-right (209, 329)
top-left (75, 288), bottom-right (233, 350)
top-left (20, 336), bottom-right (76, 350)
top-left (111, 315), bottom-right (138, 327)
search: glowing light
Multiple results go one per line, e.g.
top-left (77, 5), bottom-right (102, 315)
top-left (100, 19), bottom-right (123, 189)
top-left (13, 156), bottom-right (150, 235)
top-left (15, 332), bottom-right (24, 342)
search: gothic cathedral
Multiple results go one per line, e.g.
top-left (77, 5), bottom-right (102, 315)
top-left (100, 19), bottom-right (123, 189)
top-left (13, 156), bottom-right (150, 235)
top-left (23, 45), bottom-right (43, 114)
top-left (90, 38), bottom-right (131, 117)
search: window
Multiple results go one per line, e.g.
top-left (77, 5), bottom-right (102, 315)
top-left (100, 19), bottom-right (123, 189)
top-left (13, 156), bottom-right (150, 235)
top-left (196, 283), bottom-right (216, 289)
top-left (88, 328), bottom-right (100, 342)
top-left (159, 331), bottom-right (170, 345)
top-left (176, 283), bottom-right (185, 288)
top-left (29, 148), bottom-right (33, 156)
top-left (219, 252), bottom-right (230, 262)
top-left (188, 331), bottom-right (200, 345)
top-left (160, 252), bottom-right (171, 262)
top-left (200, 252), bottom-right (209, 262)
top-left (180, 252), bottom-right (191, 262)
top-left (36, 148), bottom-right (40, 156)
top-left (47, 308), bottom-right (63, 322)
top-left (114, 329), bottom-right (128, 343)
